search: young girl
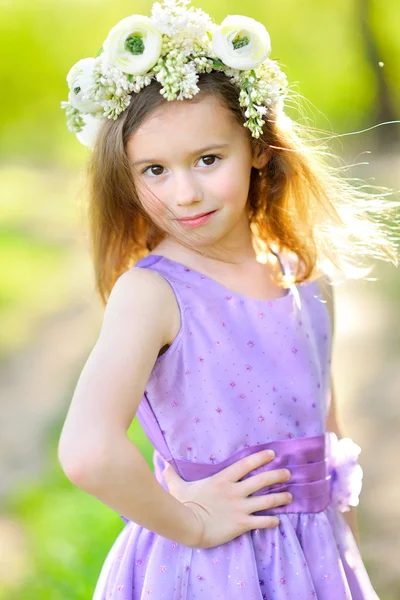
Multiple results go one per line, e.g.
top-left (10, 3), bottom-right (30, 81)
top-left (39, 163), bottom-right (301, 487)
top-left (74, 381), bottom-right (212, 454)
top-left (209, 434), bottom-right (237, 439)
top-left (58, 1), bottom-right (398, 598)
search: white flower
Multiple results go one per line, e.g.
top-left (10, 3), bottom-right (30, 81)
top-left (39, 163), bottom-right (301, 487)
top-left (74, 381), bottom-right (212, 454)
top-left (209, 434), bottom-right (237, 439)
top-left (151, 0), bottom-right (213, 40)
top-left (326, 432), bottom-right (364, 512)
top-left (212, 15), bottom-right (271, 71)
top-left (67, 58), bottom-right (100, 113)
top-left (103, 15), bottom-right (162, 75)
top-left (76, 113), bottom-right (105, 149)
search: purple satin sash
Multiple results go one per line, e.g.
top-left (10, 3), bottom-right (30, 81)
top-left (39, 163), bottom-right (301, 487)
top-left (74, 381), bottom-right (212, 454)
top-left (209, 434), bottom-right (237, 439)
top-left (120, 435), bottom-right (330, 523)
top-left (155, 434), bottom-right (330, 515)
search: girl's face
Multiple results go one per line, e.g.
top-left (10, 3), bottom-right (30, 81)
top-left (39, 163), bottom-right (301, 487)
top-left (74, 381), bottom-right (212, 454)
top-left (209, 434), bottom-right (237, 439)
top-left (127, 94), bottom-right (267, 253)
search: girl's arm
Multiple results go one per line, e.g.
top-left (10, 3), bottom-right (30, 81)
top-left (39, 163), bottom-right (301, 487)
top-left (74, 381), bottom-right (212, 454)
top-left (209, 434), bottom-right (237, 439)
top-left (317, 275), bottom-right (360, 545)
top-left (58, 267), bottom-right (292, 548)
top-left (57, 267), bottom-right (199, 546)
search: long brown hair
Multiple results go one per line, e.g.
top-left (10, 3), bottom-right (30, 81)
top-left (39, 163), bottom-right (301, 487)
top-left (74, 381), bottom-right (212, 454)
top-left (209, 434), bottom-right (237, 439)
top-left (86, 71), bottom-right (398, 304)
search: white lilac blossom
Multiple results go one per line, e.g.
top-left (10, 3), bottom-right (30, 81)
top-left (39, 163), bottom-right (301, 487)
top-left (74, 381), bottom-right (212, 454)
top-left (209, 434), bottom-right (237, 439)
top-left (61, 0), bottom-right (288, 147)
top-left (326, 431), bottom-right (364, 512)
top-left (212, 15), bottom-right (271, 71)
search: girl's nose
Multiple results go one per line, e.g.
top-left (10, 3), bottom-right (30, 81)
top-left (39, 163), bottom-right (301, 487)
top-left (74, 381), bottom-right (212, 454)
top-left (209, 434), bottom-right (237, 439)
top-left (174, 170), bottom-right (203, 206)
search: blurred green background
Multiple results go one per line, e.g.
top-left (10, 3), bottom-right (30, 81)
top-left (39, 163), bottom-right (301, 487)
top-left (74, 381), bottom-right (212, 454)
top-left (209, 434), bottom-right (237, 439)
top-left (0, 0), bottom-right (399, 598)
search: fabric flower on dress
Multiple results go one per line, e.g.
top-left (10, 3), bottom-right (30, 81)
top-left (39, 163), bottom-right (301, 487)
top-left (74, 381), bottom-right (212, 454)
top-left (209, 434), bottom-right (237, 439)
top-left (326, 431), bottom-right (363, 512)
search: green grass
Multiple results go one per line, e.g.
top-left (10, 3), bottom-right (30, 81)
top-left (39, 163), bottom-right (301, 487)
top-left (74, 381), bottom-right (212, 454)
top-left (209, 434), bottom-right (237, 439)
top-left (1, 417), bottom-right (153, 600)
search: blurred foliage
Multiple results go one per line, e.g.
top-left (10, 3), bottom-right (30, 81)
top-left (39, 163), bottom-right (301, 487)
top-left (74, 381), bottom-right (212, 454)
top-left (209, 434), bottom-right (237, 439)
top-left (0, 0), bottom-right (399, 167)
top-left (1, 416), bottom-right (153, 600)
top-left (0, 165), bottom-right (91, 357)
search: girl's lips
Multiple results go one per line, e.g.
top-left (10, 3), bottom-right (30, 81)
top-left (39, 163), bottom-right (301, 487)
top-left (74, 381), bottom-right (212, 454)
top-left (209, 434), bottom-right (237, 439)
top-left (176, 210), bottom-right (216, 227)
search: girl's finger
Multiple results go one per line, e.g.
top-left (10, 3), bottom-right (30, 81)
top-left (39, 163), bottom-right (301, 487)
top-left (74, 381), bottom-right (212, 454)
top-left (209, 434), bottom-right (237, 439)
top-left (246, 514), bottom-right (281, 531)
top-left (245, 492), bottom-right (293, 514)
top-left (216, 449), bottom-right (276, 483)
top-left (238, 468), bottom-right (291, 496)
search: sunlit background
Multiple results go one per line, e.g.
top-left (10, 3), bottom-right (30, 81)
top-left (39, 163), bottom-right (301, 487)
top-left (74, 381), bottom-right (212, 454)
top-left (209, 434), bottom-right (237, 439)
top-left (1, 0), bottom-right (399, 598)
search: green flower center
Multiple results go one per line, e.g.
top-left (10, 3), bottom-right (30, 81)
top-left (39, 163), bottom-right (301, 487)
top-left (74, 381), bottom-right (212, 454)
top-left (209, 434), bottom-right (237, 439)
top-left (73, 86), bottom-right (81, 95)
top-left (125, 33), bottom-right (145, 55)
top-left (232, 33), bottom-right (250, 50)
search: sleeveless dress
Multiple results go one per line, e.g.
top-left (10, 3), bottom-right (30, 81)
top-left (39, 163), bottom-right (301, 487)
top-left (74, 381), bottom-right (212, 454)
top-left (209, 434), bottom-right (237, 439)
top-left (93, 253), bottom-right (379, 600)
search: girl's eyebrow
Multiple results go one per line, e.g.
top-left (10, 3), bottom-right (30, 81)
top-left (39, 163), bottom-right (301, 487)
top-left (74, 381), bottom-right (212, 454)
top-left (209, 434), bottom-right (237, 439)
top-left (132, 143), bottom-right (231, 167)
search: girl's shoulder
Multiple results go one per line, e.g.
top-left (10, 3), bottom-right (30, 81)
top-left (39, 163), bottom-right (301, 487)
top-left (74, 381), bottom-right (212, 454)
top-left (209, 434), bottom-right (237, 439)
top-left (112, 264), bottom-right (181, 348)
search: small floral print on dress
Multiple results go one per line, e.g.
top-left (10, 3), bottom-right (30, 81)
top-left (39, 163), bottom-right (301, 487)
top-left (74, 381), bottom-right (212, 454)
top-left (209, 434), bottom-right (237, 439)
top-left (209, 455), bottom-right (216, 463)
top-left (117, 584), bottom-right (124, 591)
top-left (216, 340), bottom-right (221, 346)
top-left (187, 445), bottom-right (192, 451)
top-left (258, 415), bottom-right (265, 422)
top-left (194, 417), bottom-right (201, 424)
top-left (220, 320), bottom-right (226, 327)
top-left (185, 285), bottom-right (191, 289)
top-left (198, 357), bottom-right (204, 364)
top-left (292, 347), bottom-right (298, 354)
top-left (245, 364), bottom-right (252, 371)
top-left (322, 573), bottom-right (331, 580)
top-left (312, 402), bottom-right (317, 408)
top-left (273, 386), bottom-right (278, 392)
top-left (280, 529), bottom-right (287, 538)
top-left (225, 295), bottom-right (232, 300)
top-left (239, 393), bottom-right (246, 400)
top-left (212, 557), bottom-right (220, 565)
top-left (184, 267), bottom-right (190, 272)
top-left (171, 401), bottom-right (178, 408)
top-left (160, 565), bottom-right (167, 572)
top-left (295, 420), bottom-right (300, 427)
top-left (215, 407), bottom-right (222, 414)
top-left (145, 590), bottom-right (152, 596)
top-left (279, 577), bottom-right (287, 585)
top-left (197, 575), bottom-right (206, 581)
top-left (292, 396), bottom-right (297, 402)
top-left (230, 381), bottom-right (236, 387)
top-left (184, 370), bottom-right (191, 376)
top-left (268, 301), bottom-right (274, 307)
top-left (258, 312), bottom-right (264, 319)
top-left (136, 559), bottom-right (144, 566)
top-left (247, 340), bottom-right (255, 347)
top-left (184, 565), bottom-right (190, 572)
top-left (259, 579), bottom-right (265, 586)
top-left (237, 580), bottom-right (246, 588)
top-left (287, 432), bottom-right (294, 438)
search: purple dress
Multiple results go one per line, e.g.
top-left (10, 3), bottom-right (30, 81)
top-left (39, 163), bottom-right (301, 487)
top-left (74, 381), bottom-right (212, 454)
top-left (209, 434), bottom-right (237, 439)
top-left (93, 253), bottom-right (378, 600)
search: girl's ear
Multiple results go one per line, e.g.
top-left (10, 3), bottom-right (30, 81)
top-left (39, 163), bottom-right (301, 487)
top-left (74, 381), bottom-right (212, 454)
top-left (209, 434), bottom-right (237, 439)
top-left (251, 143), bottom-right (271, 170)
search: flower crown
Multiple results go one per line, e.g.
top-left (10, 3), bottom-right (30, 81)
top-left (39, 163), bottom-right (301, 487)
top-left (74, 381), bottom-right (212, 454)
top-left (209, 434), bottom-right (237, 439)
top-left (61, 0), bottom-right (288, 149)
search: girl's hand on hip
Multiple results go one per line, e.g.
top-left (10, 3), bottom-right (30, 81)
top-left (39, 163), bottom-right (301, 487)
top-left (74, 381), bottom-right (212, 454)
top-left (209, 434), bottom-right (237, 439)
top-left (162, 449), bottom-right (292, 549)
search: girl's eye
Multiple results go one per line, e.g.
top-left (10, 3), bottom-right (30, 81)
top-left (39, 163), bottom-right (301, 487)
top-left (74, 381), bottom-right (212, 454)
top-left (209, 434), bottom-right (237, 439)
top-left (198, 155), bottom-right (219, 167)
top-left (144, 165), bottom-right (164, 177)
